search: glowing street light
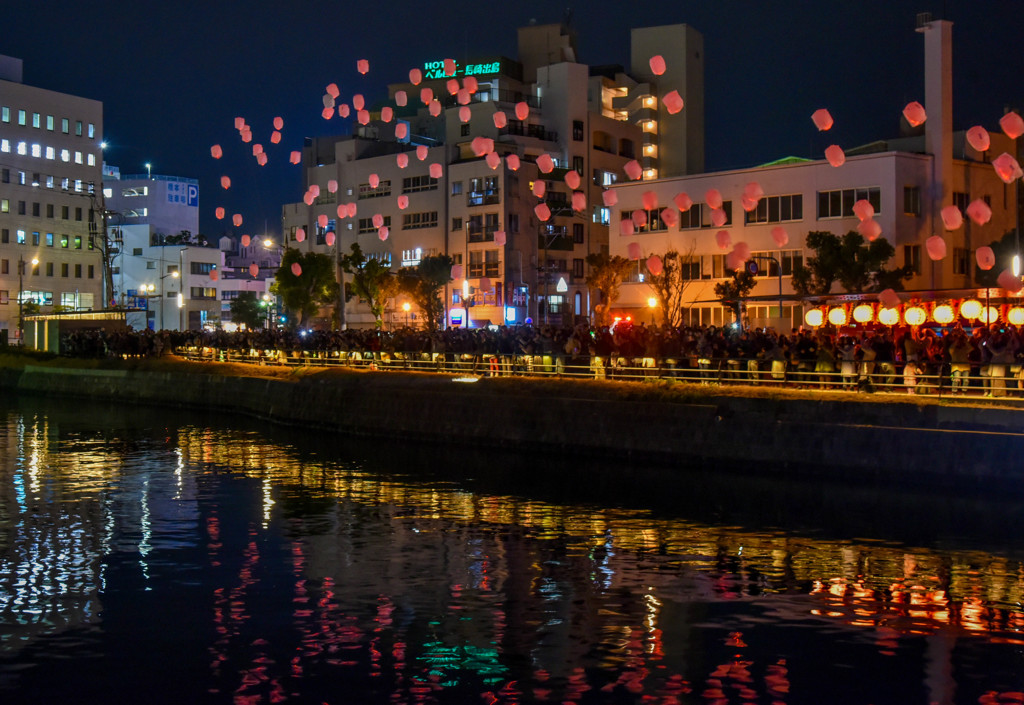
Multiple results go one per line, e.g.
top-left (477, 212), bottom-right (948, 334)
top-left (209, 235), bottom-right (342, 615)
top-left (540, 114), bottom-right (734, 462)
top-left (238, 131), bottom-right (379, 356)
top-left (145, 162), bottom-right (152, 179)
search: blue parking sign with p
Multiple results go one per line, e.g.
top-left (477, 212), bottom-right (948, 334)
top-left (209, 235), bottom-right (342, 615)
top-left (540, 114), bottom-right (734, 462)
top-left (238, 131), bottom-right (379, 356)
top-left (187, 185), bottom-right (199, 207)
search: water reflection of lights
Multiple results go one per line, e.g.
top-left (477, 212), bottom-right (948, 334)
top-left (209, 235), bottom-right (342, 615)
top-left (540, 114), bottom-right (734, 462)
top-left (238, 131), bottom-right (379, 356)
top-left (262, 475), bottom-right (274, 527)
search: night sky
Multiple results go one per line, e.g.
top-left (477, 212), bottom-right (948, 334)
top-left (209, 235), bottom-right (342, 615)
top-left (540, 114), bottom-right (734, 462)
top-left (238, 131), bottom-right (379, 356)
top-left (4, 1), bottom-right (1021, 239)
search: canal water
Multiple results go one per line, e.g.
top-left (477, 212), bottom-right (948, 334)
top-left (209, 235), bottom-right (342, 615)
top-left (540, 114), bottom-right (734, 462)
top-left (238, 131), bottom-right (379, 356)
top-left (0, 398), bottom-right (1022, 705)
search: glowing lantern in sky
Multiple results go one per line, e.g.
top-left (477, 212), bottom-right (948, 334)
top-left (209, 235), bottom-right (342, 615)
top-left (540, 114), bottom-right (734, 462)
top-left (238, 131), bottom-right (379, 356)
top-left (381, 107), bottom-right (394, 123)
top-left (357, 110), bottom-right (370, 125)
top-left (352, 94), bottom-right (365, 111)
top-left (368, 174), bottom-right (379, 189)
top-left (416, 145), bottom-right (428, 160)
top-left (428, 100), bottom-right (442, 117)
top-left (993, 153), bottom-right (1021, 183)
top-left (221, 175), bottom-right (231, 189)
top-left (619, 220), bottom-right (634, 236)
top-left (902, 101), bottom-right (927, 127)
top-left (771, 226), bottom-right (789, 247)
top-left (395, 90), bottom-right (407, 106)
top-left (858, 218), bottom-right (882, 242)
top-left (998, 269), bottom-right (1023, 293)
top-left (395, 123), bottom-right (408, 139)
top-left (325, 83), bottom-right (340, 98)
top-left (506, 154), bottom-right (520, 171)
top-left (624, 160), bottom-right (643, 180)
top-left (647, 255), bottom-right (663, 276)
top-left (209, 269), bottom-right (219, 282)
top-left (328, 179), bottom-right (338, 193)
top-left (309, 184), bottom-right (320, 198)
top-left (456, 88), bottom-right (470, 104)
top-left (493, 112), bottom-right (508, 129)
top-left (534, 203), bottom-right (551, 221)
top-left (1000, 111), bottom-right (1024, 139)
top-left (357, 58), bottom-right (369, 74)
top-left (486, 152), bottom-right (501, 169)
top-left (429, 163), bottom-right (443, 179)
top-left (515, 102), bottom-right (529, 120)
top-left (241, 234), bottom-right (251, 247)
top-left (663, 90), bottom-right (684, 114)
top-left (715, 230), bottom-right (731, 251)
top-left (925, 235), bottom-right (947, 260)
top-left (215, 207), bottom-right (225, 220)
top-left (338, 104), bottom-right (350, 118)
top-left (346, 203), bottom-right (357, 217)
top-left (674, 192), bottom-right (692, 211)
top-left (966, 125), bottom-right (990, 152)
top-left (627, 242), bottom-right (642, 260)
top-left (726, 249), bottom-right (745, 272)
top-left (825, 145), bottom-right (846, 167)
top-left (878, 289), bottom-right (901, 309)
top-left (295, 227), bottom-right (306, 242)
top-left (396, 153), bottom-right (409, 169)
top-left (256, 153), bottom-right (267, 166)
top-left (536, 154), bottom-right (554, 173)
top-left (705, 188), bottom-right (723, 210)
top-left (565, 171), bottom-right (581, 190)
top-left (444, 58), bottom-right (455, 75)
top-left (631, 210), bottom-right (647, 227)
top-left (532, 180), bottom-right (546, 199)
top-left (710, 208), bottom-right (728, 228)
top-left (326, 231), bottom-right (336, 246)
top-left (234, 116), bottom-right (245, 130)
top-left (660, 208), bottom-right (678, 227)
top-left (852, 199), bottom-right (874, 221)
top-left (459, 106), bottom-right (471, 122)
top-left (940, 205), bottom-right (963, 230)
top-left (451, 264), bottom-right (462, 280)
top-left (420, 87), bottom-right (433, 105)
top-left (290, 151), bottom-right (301, 164)
top-left (270, 131), bottom-right (281, 144)
top-left (966, 199), bottom-right (992, 226)
top-left (211, 144), bottom-right (222, 159)
top-left (742, 182), bottom-right (764, 204)
top-left (811, 108), bottom-right (833, 131)
top-left (232, 214), bottom-right (242, 227)
top-left (249, 263), bottom-right (258, 277)
top-left (932, 304), bottom-right (954, 325)
top-left (571, 191), bottom-right (586, 212)
top-left (322, 94), bottom-right (335, 109)
top-left (852, 304), bottom-right (874, 323)
top-left (641, 191), bottom-right (658, 211)
top-left (409, 68), bottom-right (422, 85)
top-left (372, 213), bottom-right (384, 229)
top-left (397, 195), bottom-right (409, 210)
top-left (649, 55), bottom-right (666, 75)
top-left (602, 190), bottom-right (618, 207)
top-left (317, 214), bottom-right (328, 229)
top-left (291, 262), bottom-right (302, 276)
top-left (494, 231), bottom-right (506, 246)
top-left (273, 116), bottom-right (283, 130)
top-left (804, 309), bottom-right (824, 327)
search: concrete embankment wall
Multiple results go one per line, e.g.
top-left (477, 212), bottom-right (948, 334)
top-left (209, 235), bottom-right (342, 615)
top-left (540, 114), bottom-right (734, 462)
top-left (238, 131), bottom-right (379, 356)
top-left (12, 365), bottom-right (1024, 488)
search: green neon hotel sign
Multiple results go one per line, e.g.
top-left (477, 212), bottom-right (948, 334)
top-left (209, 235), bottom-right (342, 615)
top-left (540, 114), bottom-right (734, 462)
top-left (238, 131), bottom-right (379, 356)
top-left (422, 59), bottom-right (502, 80)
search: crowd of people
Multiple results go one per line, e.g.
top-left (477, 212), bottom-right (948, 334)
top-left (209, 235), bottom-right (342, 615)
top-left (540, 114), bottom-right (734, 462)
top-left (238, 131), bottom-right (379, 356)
top-left (57, 321), bottom-right (1024, 396)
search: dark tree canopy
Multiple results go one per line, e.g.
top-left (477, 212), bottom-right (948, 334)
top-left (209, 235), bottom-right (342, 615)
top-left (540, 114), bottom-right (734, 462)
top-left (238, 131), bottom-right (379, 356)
top-left (340, 243), bottom-right (399, 329)
top-left (791, 230), bottom-right (912, 296)
top-left (229, 291), bottom-right (265, 330)
top-left (714, 269), bottom-right (757, 323)
top-left (585, 253), bottom-right (634, 326)
top-left (396, 253), bottom-right (453, 331)
top-left (272, 248), bottom-right (340, 328)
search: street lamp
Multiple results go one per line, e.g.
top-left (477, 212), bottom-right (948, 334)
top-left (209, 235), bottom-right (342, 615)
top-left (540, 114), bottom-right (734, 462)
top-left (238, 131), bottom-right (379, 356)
top-left (647, 297), bottom-right (658, 325)
top-left (462, 279), bottom-right (471, 329)
top-left (17, 256), bottom-right (39, 345)
top-left (145, 162), bottom-right (152, 180)
top-left (402, 301), bottom-right (411, 328)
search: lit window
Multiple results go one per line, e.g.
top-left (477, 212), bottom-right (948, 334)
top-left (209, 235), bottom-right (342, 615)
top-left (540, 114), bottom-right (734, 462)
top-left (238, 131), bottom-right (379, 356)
top-left (31, 143), bottom-right (41, 158)
top-left (74, 179), bottom-right (82, 192)
top-left (45, 146), bottom-right (54, 159)
top-left (61, 177), bottom-right (69, 190)
top-left (643, 168), bottom-right (658, 180)
top-left (32, 112), bottom-right (40, 128)
top-left (61, 118), bottom-right (69, 133)
top-left (74, 151), bottom-right (82, 164)
top-left (87, 123), bottom-right (95, 138)
top-left (642, 95), bottom-right (657, 108)
top-left (17, 110), bottom-right (26, 126)
top-left (16, 230), bottom-right (26, 244)
top-left (1, 106), bottom-right (8, 122)
top-left (60, 149), bottom-right (70, 162)
top-left (0, 200), bottom-right (6, 212)
top-left (16, 141), bottom-right (27, 155)
top-left (643, 143), bottom-right (657, 157)
top-left (87, 153), bottom-right (95, 166)
top-left (103, 188), bottom-right (113, 198)
top-left (642, 120), bottom-right (658, 134)
top-left (0, 139), bottom-right (7, 153)
top-left (46, 115), bottom-right (54, 130)
top-left (46, 176), bottom-right (53, 188)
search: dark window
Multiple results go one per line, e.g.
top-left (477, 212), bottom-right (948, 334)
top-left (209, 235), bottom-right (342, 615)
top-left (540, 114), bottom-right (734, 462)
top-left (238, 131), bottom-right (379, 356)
top-left (61, 205), bottom-right (69, 219)
top-left (572, 258), bottom-right (584, 278)
top-left (32, 202), bottom-right (40, 217)
top-left (572, 155), bottom-right (584, 174)
top-left (572, 120), bottom-right (584, 141)
top-left (88, 265), bottom-right (95, 279)
top-left (46, 204), bottom-right (54, 218)
top-left (1, 229), bottom-right (7, 244)
top-left (904, 244), bottom-right (921, 275)
top-left (817, 187), bottom-right (881, 218)
top-left (903, 186), bottom-right (921, 216)
top-left (75, 207), bottom-right (82, 221)
top-left (74, 264), bottom-right (82, 277)
top-left (572, 223), bottom-right (584, 243)
top-left (61, 263), bottom-right (68, 277)
top-left (461, 124), bottom-right (470, 136)
top-left (452, 217), bottom-right (462, 231)
top-left (17, 201), bottom-right (25, 215)
top-left (46, 262), bottom-right (53, 276)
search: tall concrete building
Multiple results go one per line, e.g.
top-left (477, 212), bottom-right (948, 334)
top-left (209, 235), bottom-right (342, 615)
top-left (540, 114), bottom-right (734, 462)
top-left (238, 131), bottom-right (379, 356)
top-left (283, 20), bottom-right (705, 329)
top-left (0, 55), bottom-right (104, 341)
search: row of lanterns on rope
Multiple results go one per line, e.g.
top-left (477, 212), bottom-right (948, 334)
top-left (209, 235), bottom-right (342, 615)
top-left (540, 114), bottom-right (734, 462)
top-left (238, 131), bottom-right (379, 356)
top-left (804, 299), bottom-right (1024, 328)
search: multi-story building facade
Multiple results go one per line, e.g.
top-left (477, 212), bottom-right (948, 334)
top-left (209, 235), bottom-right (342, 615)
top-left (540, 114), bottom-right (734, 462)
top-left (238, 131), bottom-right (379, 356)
top-left (0, 55), bottom-right (104, 341)
top-left (609, 17), bottom-right (1020, 329)
top-left (283, 20), bottom-right (704, 329)
top-left (103, 167), bottom-right (221, 330)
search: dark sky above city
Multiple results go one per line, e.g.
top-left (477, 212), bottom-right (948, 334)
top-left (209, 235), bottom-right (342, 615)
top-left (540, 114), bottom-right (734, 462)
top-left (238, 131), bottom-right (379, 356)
top-left (4, 0), bottom-right (1021, 238)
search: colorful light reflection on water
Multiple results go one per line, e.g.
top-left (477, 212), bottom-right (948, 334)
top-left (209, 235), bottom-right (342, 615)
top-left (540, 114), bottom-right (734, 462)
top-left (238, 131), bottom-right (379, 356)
top-left (0, 399), bottom-right (1023, 704)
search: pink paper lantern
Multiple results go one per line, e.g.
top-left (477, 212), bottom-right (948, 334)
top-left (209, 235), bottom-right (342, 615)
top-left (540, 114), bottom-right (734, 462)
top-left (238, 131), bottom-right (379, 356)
top-left (221, 175), bottom-right (231, 189)
top-left (338, 104), bottom-right (350, 118)
top-left (352, 94), bottom-right (365, 111)
top-left (381, 107), bottom-right (394, 123)
top-left (602, 189), bottom-right (618, 207)
top-left (444, 58), bottom-right (456, 76)
top-left (811, 108), bottom-right (834, 131)
top-left (215, 207), bottom-right (225, 220)
top-left (515, 102), bottom-right (529, 121)
top-left (742, 182), bottom-right (764, 203)
top-left (420, 87), bottom-right (433, 105)
top-left (825, 145), bottom-right (846, 167)
top-left (290, 151), bottom-right (301, 164)
top-left (726, 249), bottom-right (746, 272)
top-left (273, 116), bottom-right (283, 130)
top-left (326, 83), bottom-right (340, 98)
top-left (209, 269), bottom-right (219, 282)
top-left (241, 234), bottom-right (251, 247)
top-left (976, 246), bottom-right (996, 270)
top-left (336, 204), bottom-right (347, 219)
top-left (715, 230), bottom-right (732, 251)
top-left (325, 231), bottom-right (336, 247)
top-left (565, 171), bottom-right (581, 190)
top-left (429, 163), bottom-right (443, 179)
top-left (902, 101), bottom-right (927, 127)
top-left (240, 128), bottom-right (252, 142)
top-left (534, 203), bottom-right (551, 221)
top-left (631, 210), bottom-right (647, 227)
top-left (369, 173), bottom-right (380, 188)
top-left (416, 145), bottom-right (428, 160)
top-left (464, 76), bottom-right (478, 94)
top-left (270, 131), bottom-right (282, 144)
top-left (940, 204), bottom-right (964, 230)
top-left (966, 198), bottom-right (992, 226)
top-left (428, 100), bottom-right (441, 117)
top-left (857, 218), bottom-right (882, 241)
top-left (291, 262), bottom-right (303, 276)
top-left (710, 208), bottom-right (728, 228)
top-left (357, 58), bottom-right (369, 74)
top-left (649, 55), bottom-right (667, 75)
top-left (771, 226), bottom-right (789, 247)
top-left (486, 152), bottom-right (501, 170)
top-left (409, 68), bottom-right (422, 85)
top-left (395, 90), bottom-right (408, 107)
top-left (211, 144), bottom-right (222, 159)
top-left (234, 116), bottom-right (245, 130)
top-left (346, 203), bottom-right (357, 218)
top-left (459, 106), bottom-right (471, 123)
top-left (372, 213), bottom-right (384, 229)
top-left (705, 188), bottom-right (723, 209)
top-left (249, 263), bottom-right (259, 277)
top-left (397, 195), bottom-right (409, 210)
top-left (451, 264), bottom-right (463, 280)
top-left (327, 179), bottom-right (338, 193)
top-left (674, 192), bottom-right (693, 212)
top-left (663, 90), bottom-right (684, 115)
top-left (396, 152), bottom-right (409, 168)
top-left (740, 196), bottom-right (758, 213)
top-left (624, 160), bottom-right (643, 181)
top-left (323, 94), bottom-right (336, 109)
top-left (535, 153), bottom-right (554, 173)
top-left (660, 208), bottom-right (678, 228)
top-left (619, 220), bottom-right (634, 237)
top-left (993, 152), bottom-right (1021, 184)
top-left (457, 88), bottom-right (470, 105)
top-left (505, 154), bottom-right (521, 171)
top-left (493, 230), bottom-right (506, 246)
top-left (309, 184), bottom-right (320, 198)
top-left (303, 191), bottom-right (314, 206)
top-left (1000, 111), bottom-right (1024, 140)
top-left (733, 241), bottom-right (751, 261)
top-left (852, 199), bottom-right (874, 221)
top-left (641, 190), bottom-right (658, 211)
top-left (878, 289), bottom-right (901, 309)
top-left (317, 214), bottom-right (328, 229)
top-left (233, 214), bottom-right (243, 227)
top-left (471, 136), bottom-right (492, 156)
top-left (925, 235), bottom-right (947, 260)
top-left (646, 255), bottom-right (664, 276)
top-left (321, 107), bottom-right (334, 121)
top-left (627, 242), bottom-right (642, 260)
top-left (571, 191), bottom-right (586, 212)
top-left (395, 123), bottom-right (408, 140)
top-left (966, 125), bottom-right (990, 152)
top-left (296, 227), bottom-right (306, 242)
top-left (357, 110), bottom-right (370, 125)
top-left (999, 269), bottom-right (1024, 293)
top-left (256, 153), bottom-right (267, 166)
top-left (479, 277), bottom-right (492, 290)
top-left (493, 111), bottom-right (508, 129)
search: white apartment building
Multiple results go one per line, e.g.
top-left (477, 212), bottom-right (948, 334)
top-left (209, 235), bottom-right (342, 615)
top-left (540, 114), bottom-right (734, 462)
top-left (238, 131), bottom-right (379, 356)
top-left (0, 55), bottom-right (104, 341)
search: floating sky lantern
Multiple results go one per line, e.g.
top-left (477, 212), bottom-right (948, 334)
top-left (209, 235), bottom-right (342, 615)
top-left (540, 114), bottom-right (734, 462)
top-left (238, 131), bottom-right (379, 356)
top-left (357, 110), bottom-right (370, 125)
top-left (902, 101), bottom-right (927, 127)
top-left (506, 154), bottom-right (520, 171)
top-left (346, 203), bottom-right (357, 217)
top-left (825, 144), bottom-right (846, 167)
top-left (357, 58), bottom-right (369, 74)
top-left (396, 153), bottom-right (409, 169)
top-left (420, 87), bottom-right (433, 105)
top-left (878, 288), bottom-right (901, 309)
top-left (940, 205), bottom-right (963, 230)
top-left (352, 94), bottom-right (365, 111)
top-left (674, 192), bottom-right (692, 211)
top-left (993, 153), bottom-right (1021, 183)
top-left (649, 54), bottom-right (666, 75)
top-left (565, 171), bottom-right (581, 190)
top-left (209, 269), bottom-right (219, 282)
top-left (493, 112), bottom-right (508, 129)
top-left (485, 152), bottom-right (501, 169)
top-left (663, 90), bottom-right (684, 115)
top-left (627, 242), bottom-right (642, 260)
top-left (733, 241), bottom-right (751, 262)
top-left (571, 191), bottom-right (586, 212)
top-left (532, 180), bottom-right (546, 198)
top-left (624, 160), bottom-right (643, 181)
top-left (631, 210), bottom-right (647, 227)
top-left (381, 107), bottom-right (393, 123)
top-left (249, 263), bottom-right (258, 277)
top-left (327, 179), bottom-right (338, 193)
top-left (705, 188), bottom-right (723, 210)
top-left (647, 255), bottom-right (663, 276)
top-left (811, 108), bottom-right (833, 131)
top-left (998, 269), bottom-right (1023, 293)
top-left (966, 199), bottom-right (992, 226)
top-left (303, 191), bottom-right (314, 206)
top-left (1000, 111), bottom-right (1024, 139)
top-left (234, 116), bottom-right (245, 130)
top-left (771, 226), bottom-right (789, 247)
top-left (660, 208), bottom-right (678, 227)
top-left (322, 93), bottom-right (335, 109)
top-left (395, 90), bottom-right (407, 106)
top-left (534, 203), bottom-right (551, 221)
top-left (740, 196), bottom-right (758, 212)
top-left (233, 214), bottom-right (243, 227)
top-left (715, 230), bottom-right (731, 251)
top-left (416, 145), bottom-right (428, 160)
top-left (852, 303), bottom-right (874, 323)
top-left (932, 304), bottom-right (954, 325)
top-left (451, 264), bottom-right (462, 280)
top-left (290, 151), bottom-right (301, 164)
top-left (429, 163), bottom-right (443, 179)
top-left (619, 220), bottom-right (634, 236)
top-left (270, 131), bottom-right (282, 144)
top-left (444, 58), bottom-right (455, 75)
top-left (852, 199), bottom-right (874, 222)
top-left (291, 262), bottom-right (302, 276)
top-left (317, 214), bottom-right (328, 229)
top-left (215, 207), bottom-right (225, 220)
top-left (211, 144), bottom-right (222, 159)
top-left (857, 218), bottom-right (882, 241)
top-left (641, 190), bottom-right (658, 211)
top-left (395, 123), bottom-right (408, 140)
top-left (336, 204), bottom-right (348, 219)
top-left (309, 184), bottom-right (320, 197)
top-left (725, 249), bottom-right (745, 272)
top-left (337, 104), bottom-right (350, 118)
top-left (372, 213), bottom-right (384, 229)
top-left (325, 231), bottom-right (336, 246)
top-left (409, 68), bottom-right (422, 85)
top-left (326, 83), bottom-right (340, 98)
top-left (515, 102), bottom-right (529, 120)
top-left (459, 106), bottom-right (471, 123)
top-left (966, 125), bottom-right (990, 152)
top-left (456, 88), bottom-right (470, 105)
top-left (743, 182), bottom-right (764, 204)
top-left (603, 189), bottom-right (618, 207)
top-left (710, 208), bottom-right (728, 228)
top-left (925, 235), bottom-right (947, 260)
top-left (273, 116), bottom-right (283, 130)
top-left (397, 195), bottom-right (409, 210)
top-left (240, 234), bottom-right (251, 247)
top-left (296, 227), bottom-right (305, 242)
top-left (221, 175), bottom-right (231, 189)
top-left (536, 153), bottom-right (554, 173)
top-left (494, 231), bottom-right (506, 246)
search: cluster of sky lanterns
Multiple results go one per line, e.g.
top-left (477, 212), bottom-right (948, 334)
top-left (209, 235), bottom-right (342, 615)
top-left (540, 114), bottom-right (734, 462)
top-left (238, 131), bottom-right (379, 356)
top-left (804, 299), bottom-right (1024, 329)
